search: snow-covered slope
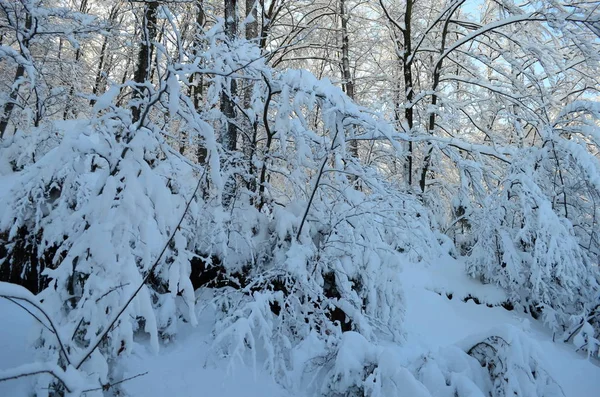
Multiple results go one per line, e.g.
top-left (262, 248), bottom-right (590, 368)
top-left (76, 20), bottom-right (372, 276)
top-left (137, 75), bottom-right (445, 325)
top-left (2, 257), bottom-right (597, 396)
top-left (0, 299), bottom-right (37, 396)
top-left (402, 259), bottom-right (600, 397)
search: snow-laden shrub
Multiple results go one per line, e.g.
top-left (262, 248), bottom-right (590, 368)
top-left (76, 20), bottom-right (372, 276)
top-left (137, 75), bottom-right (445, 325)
top-left (463, 326), bottom-right (564, 397)
top-left (0, 113), bottom-right (214, 394)
top-left (466, 105), bottom-right (600, 343)
top-left (467, 154), bottom-right (598, 326)
top-left (211, 187), bottom-right (425, 386)
top-left (320, 332), bottom-right (434, 397)
top-left (0, 123), bottom-right (63, 174)
top-left (571, 321), bottom-right (600, 358)
top-left (0, 19), bottom-right (268, 393)
top-left (207, 68), bottom-right (444, 389)
top-left (291, 326), bottom-right (561, 397)
top-left (401, 325), bottom-right (564, 397)
top-left (0, 28), bottom-right (440, 394)
top-left (410, 345), bottom-right (492, 397)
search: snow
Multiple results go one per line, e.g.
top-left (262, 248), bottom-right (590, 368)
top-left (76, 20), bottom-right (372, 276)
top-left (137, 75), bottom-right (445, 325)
top-left (2, 255), bottom-right (598, 396)
top-left (120, 345), bottom-right (287, 396)
top-left (402, 258), bottom-right (600, 397)
top-left (0, 181), bottom-right (32, 392)
top-left (1, 2), bottom-right (599, 395)
top-left (0, 173), bottom-right (19, 219)
top-left (0, 299), bottom-right (36, 396)
top-left (118, 302), bottom-right (288, 397)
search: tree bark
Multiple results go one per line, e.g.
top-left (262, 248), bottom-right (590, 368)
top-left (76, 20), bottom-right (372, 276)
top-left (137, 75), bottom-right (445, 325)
top-left (190, 1), bottom-right (206, 112)
top-left (259, 0), bottom-right (277, 51)
top-left (190, 1), bottom-right (208, 163)
top-left (245, 0), bottom-right (258, 41)
top-left (220, 0), bottom-right (238, 151)
top-left (381, 0), bottom-right (414, 187)
top-left (132, 1), bottom-right (159, 123)
top-left (90, 2), bottom-right (121, 107)
top-left (402, 0), bottom-right (414, 188)
top-left (244, 0), bottom-right (259, 190)
top-left (340, 0), bottom-right (358, 159)
top-left (62, 48), bottom-right (82, 120)
top-left (63, 0), bottom-right (91, 120)
top-left (0, 11), bottom-right (32, 138)
top-left (419, 1), bottom-right (463, 192)
top-left (89, 36), bottom-right (108, 107)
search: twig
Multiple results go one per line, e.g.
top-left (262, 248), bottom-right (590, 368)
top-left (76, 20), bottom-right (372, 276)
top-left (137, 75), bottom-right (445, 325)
top-left (0, 294), bottom-right (72, 366)
top-left (4, 297), bottom-right (53, 333)
top-left (564, 304), bottom-right (600, 344)
top-left (0, 363), bottom-right (73, 393)
top-left (95, 283), bottom-right (130, 303)
top-left (297, 122), bottom-right (341, 240)
top-left (81, 371), bottom-right (148, 394)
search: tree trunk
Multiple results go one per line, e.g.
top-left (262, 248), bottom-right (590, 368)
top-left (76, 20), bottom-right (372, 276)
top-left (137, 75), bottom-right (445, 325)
top-left (340, 0), bottom-right (358, 159)
top-left (403, 0), bottom-right (414, 188)
top-left (190, 1), bottom-right (206, 112)
top-left (0, 11), bottom-right (32, 139)
top-left (244, 0), bottom-right (259, 190)
top-left (220, 0), bottom-right (238, 151)
top-left (382, 0), bottom-right (415, 188)
top-left (90, 0), bottom-right (121, 109)
top-left (90, 36), bottom-right (109, 107)
top-left (132, 1), bottom-right (159, 123)
top-left (219, 0), bottom-right (239, 204)
top-left (63, 48), bottom-right (82, 120)
top-left (190, 1), bottom-right (208, 163)
top-left (245, 0), bottom-right (258, 41)
top-left (259, 0), bottom-right (277, 51)
top-left (63, 0), bottom-right (92, 120)
top-left (419, 1), bottom-right (463, 192)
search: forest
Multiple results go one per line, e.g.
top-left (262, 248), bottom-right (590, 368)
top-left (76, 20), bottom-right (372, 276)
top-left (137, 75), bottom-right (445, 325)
top-left (0, 0), bottom-right (599, 396)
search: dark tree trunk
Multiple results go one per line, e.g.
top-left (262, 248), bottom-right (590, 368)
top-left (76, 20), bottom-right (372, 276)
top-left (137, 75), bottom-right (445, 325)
top-left (132, 1), bottom-right (159, 123)
top-left (419, 2), bottom-right (462, 192)
top-left (220, 0), bottom-right (238, 151)
top-left (90, 36), bottom-right (109, 107)
top-left (219, 0), bottom-right (239, 204)
top-left (382, 0), bottom-right (414, 187)
top-left (403, 0), bottom-right (414, 187)
top-left (340, 0), bottom-right (358, 159)
top-left (63, 0), bottom-right (91, 120)
top-left (191, 1), bottom-right (208, 163)
top-left (244, 0), bottom-right (259, 190)
top-left (189, 1), bottom-right (206, 112)
top-left (245, 0), bottom-right (258, 41)
top-left (0, 11), bottom-right (32, 138)
top-left (63, 48), bottom-right (82, 120)
top-left (259, 0), bottom-right (277, 51)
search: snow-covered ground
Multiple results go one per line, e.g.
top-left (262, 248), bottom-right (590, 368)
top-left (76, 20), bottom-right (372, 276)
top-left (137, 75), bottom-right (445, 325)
top-left (0, 298), bottom-right (37, 396)
top-left (1, 258), bottom-right (598, 396)
top-left (402, 259), bottom-right (600, 397)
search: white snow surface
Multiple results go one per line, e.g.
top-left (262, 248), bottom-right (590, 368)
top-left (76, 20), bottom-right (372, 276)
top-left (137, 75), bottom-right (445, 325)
top-left (402, 259), bottom-right (600, 397)
top-left (0, 298), bottom-right (37, 396)
top-left (1, 257), bottom-right (598, 396)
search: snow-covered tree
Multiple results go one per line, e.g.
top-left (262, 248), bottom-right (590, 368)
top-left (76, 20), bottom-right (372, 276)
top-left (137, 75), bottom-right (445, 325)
top-left (0, 0), bottom-right (599, 395)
